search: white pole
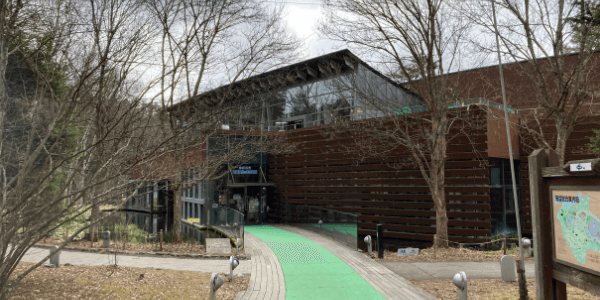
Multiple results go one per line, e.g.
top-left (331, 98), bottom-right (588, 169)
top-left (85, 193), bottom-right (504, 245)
top-left (491, 0), bottom-right (526, 273)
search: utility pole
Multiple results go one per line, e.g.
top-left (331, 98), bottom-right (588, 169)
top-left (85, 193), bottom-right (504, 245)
top-left (491, 1), bottom-right (527, 298)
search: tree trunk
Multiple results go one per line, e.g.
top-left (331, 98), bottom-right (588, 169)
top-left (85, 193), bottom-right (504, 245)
top-left (431, 115), bottom-right (449, 248)
top-left (555, 120), bottom-right (568, 166)
top-left (90, 203), bottom-right (99, 242)
top-left (433, 187), bottom-right (449, 248)
top-left (173, 185), bottom-right (182, 243)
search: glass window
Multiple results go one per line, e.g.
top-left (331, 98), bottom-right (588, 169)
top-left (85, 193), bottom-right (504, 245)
top-left (194, 184), bottom-right (198, 199)
top-left (491, 168), bottom-right (501, 186)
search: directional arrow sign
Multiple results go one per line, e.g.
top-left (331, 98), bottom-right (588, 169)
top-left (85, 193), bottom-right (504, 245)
top-left (570, 162), bottom-right (592, 172)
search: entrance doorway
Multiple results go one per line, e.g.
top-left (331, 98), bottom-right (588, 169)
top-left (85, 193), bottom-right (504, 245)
top-left (226, 183), bottom-right (272, 224)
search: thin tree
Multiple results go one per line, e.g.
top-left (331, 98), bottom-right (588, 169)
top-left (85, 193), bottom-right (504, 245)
top-left (321, 0), bottom-right (481, 247)
top-left (143, 0), bottom-right (301, 242)
top-left (459, 0), bottom-right (600, 165)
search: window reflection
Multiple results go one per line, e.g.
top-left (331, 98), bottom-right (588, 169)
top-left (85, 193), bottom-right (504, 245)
top-left (241, 65), bottom-right (420, 130)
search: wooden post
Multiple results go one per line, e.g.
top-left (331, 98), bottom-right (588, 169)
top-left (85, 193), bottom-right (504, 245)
top-left (529, 149), bottom-right (565, 299)
top-left (90, 231), bottom-right (94, 248)
top-left (516, 259), bottom-right (528, 300)
top-left (503, 235), bottom-right (507, 255)
top-left (159, 229), bottom-right (163, 252)
top-left (433, 235), bottom-right (437, 259)
top-left (123, 231), bottom-right (127, 251)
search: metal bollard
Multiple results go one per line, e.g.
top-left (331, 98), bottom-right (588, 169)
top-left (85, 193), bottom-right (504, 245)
top-left (452, 271), bottom-right (468, 300)
top-left (209, 273), bottom-right (224, 300)
top-left (230, 256), bottom-right (239, 282)
top-left (364, 235), bottom-right (372, 255)
top-left (522, 238), bottom-right (532, 257)
top-left (102, 231), bottom-right (111, 248)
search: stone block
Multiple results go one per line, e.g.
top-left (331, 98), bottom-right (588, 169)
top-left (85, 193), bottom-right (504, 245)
top-left (49, 246), bottom-right (60, 266)
top-left (206, 238), bottom-right (231, 254)
top-left (102, 230), bottom-right (110, 248)
top-left (500, 255), bottom-right (516, 282)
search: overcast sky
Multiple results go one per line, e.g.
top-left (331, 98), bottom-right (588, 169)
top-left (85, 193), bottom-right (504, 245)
top-left (275, 0), bottom-right (339, 59)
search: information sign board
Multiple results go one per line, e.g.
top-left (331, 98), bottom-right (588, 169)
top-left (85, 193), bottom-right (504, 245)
top-left (551, 187), bottom-right (600, 275)
top-left (397, 248), bottom-right (419, 257)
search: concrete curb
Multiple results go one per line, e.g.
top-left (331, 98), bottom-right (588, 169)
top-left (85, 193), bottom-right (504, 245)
top-left (32, 244), bottom-right (251, 260)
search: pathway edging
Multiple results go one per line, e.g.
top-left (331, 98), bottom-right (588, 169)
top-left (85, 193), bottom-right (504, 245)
top-left (32, 243), bottom-right (250, 260)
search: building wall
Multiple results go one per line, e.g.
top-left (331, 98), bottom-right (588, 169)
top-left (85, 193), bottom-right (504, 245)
top-left (268, 106), bottom-right (497, 248)
top-left (519, 115), bottom-right (600, 236)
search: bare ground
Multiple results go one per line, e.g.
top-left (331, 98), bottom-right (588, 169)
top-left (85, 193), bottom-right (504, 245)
top-left (7, 262), bottom-right (249, 300)
top-left (37, 237), bottom-right (246, 256)
top-left (410, 278), bottom-right (600, 300)
top-left (363, 245), bottom-right (535, 262)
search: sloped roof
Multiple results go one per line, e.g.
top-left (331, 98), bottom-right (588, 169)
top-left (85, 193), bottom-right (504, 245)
top-left (168, 49), bottom-right (420, 113)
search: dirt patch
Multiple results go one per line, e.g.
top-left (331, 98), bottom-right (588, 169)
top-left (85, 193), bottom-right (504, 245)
top-left (362, 245), bottom-right (535, 262)
top-left (37, 237), bottom-right (246, 256)
top-left (409, 278), bottom-right (600, 300)
top-left (7, 262), bottom-right (249, 300)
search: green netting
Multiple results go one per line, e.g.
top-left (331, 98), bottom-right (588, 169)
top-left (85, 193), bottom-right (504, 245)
top-left (245, 225), bottom-right (384, 300)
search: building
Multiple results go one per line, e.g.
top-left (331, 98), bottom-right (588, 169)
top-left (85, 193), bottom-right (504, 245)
top-left (127, 49), bottom-right (600, 251)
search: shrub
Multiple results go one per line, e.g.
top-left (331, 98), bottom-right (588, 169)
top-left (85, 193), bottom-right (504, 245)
top-left (98, 223), bottom-right (147, 244)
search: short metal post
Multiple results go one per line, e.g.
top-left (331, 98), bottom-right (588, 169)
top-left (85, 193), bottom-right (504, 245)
top-left (230, 256), bottom-right (239, 282)
top-left (209, 273), bottom-right (224, 300)
top-left (452, 271), bottom-right (468, 300)
top-left (364, 235), bottom-right (372, 255)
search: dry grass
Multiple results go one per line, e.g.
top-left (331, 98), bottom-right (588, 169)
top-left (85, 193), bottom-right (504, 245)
top-left (37, 237), bottom-right (246, 256)
top-left (364, 245), bottom-right (535, 262)
top-left (7, 262), bottom-right (248, 300)
top-left (409, 279), bottom-right (600, 300)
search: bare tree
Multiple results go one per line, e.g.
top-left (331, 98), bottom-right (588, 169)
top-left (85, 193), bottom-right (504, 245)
top-left (0, 0), bottom-right (175, 298)
top-left (458, 0), bottom-right (600, 164)
top-left (320, 0), bottom-right (482, 247)
top-left (143, 0), bottom-right (301, 242)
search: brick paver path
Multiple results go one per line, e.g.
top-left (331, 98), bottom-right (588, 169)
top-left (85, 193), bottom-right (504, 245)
top-left (237, 231), bottom-right (285, 300)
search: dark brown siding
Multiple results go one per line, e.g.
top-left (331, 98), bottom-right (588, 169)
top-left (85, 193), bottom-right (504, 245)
top-left (519, 115), bottom-right (600, 236)
top-left (268, 106), bottom-right (494, 247)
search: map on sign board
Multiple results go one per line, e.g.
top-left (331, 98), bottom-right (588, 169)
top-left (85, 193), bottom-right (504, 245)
top-left (552, 189), bottom-right (600, 271)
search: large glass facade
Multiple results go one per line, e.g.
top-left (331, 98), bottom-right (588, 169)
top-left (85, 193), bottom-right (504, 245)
top-left (232, 65), bottom-right (422, 131)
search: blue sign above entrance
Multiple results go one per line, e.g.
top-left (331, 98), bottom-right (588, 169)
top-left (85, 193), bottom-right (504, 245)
top-left (233, 170), bottom-right (257, 174)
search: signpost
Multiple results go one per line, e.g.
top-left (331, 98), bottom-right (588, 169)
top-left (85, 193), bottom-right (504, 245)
top-left (529, 150), bottom-right (600, 299)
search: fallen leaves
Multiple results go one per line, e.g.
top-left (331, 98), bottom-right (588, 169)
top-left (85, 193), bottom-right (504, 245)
top-left (37, 237), bottom-right (245, 256)
top-left (409, 279), bottom-right (600, 300)
top-left (364, 245), bottom-right (535, 262)
top-left (7, 262), bottom-right (249, 300)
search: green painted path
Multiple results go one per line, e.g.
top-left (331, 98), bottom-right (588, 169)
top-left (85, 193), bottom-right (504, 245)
top-left (245, 225), bottom-right (385, 300)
